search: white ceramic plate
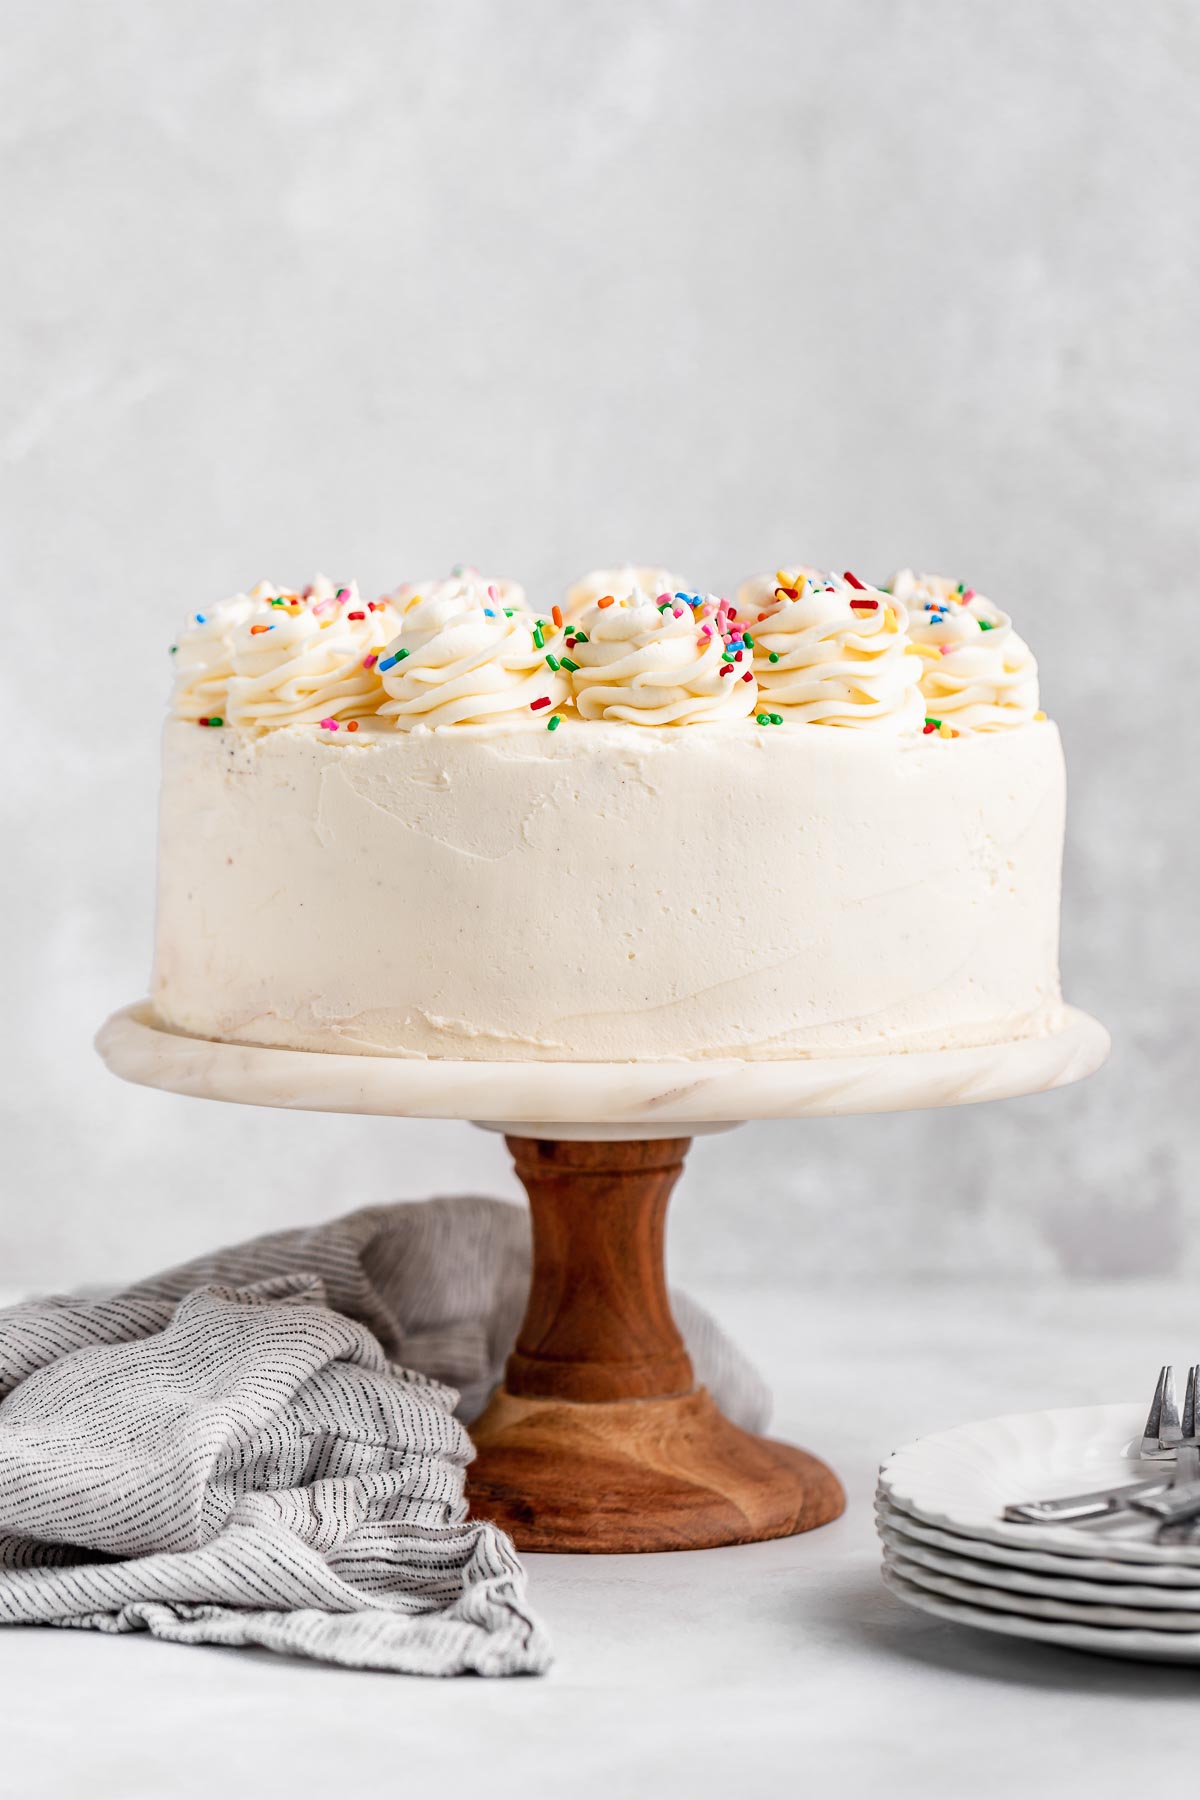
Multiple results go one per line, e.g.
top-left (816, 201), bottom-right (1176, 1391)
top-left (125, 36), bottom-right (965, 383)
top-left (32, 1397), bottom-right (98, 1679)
top-left (879, 1523), bottom-right (1200, 1611)
top-left (878, 1403), bottom-right (1200, 1566)
top-left (875, 1496), bottom-right (1200, 1588)
top-left (882, 1564), bottom-right (1200, 1664)
top-left (884, 1549), bottom-right (1200, 1631)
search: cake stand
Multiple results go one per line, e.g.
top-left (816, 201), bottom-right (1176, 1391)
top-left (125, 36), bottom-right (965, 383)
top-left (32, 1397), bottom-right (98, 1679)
top-left (96, 1002), bottom-right (1109, 1553)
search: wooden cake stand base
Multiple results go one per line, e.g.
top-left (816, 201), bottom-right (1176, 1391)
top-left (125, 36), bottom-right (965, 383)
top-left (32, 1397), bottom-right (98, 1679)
top-left (465, 1135), bottom-right (844, 1552)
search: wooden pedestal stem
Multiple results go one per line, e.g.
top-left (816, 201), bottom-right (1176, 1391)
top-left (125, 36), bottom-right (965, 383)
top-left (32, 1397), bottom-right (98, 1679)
top-left (504, 1135), bottom-right (694, 1403)
top-left (466, 1136), bottom-right (845, 1553)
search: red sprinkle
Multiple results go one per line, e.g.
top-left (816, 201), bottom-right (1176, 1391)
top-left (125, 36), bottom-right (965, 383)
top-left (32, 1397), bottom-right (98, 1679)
top-left (741, 671), bottom-right (753, 683)
top-left (844, 570), bottom-right (867, 590)
top-left (346, 720), bottom-right (359, 732)
top-left (347, 610), bottom-right (365, 620)
top-left (552, 605), bottom-right (563, 629)
top-left (368, 601), bottom-right (380, 610)
top-left (530, 696), bottom-right (552, 711)
top-left (922, 721), bottom-right (936, 734)
top-left (850, 598), bottom-right (879, 611)
top-left (719, 664), bottom-right (734, 677)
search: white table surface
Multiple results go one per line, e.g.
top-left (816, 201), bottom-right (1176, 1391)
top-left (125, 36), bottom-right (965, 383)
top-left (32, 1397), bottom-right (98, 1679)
top-left (5, 1278), bottom-right (1198, 1800)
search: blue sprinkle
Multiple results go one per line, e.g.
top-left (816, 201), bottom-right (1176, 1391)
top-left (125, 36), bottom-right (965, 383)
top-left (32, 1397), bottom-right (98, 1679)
top-left (195, 613), bottom-right (206, 623)
top-left (378, 654), bottom-right (398, 671)
top-left (484, 608), bottom-right (495, 617)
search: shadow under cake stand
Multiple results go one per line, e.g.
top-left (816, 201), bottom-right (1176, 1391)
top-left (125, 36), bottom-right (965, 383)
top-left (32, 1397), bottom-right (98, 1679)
top-left (97, 1002), bottom-right (1109, 1554)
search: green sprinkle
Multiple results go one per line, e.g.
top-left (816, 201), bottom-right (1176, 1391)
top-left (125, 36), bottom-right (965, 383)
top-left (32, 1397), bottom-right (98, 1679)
top-left (573, 631), bottom-right (588, 644)
top-left (169, 645), bottom-right (177, 654)
top-left (744, 634), bottom-right (754, 648)
top-left (722, 651), bottom-right (735, 663)
top-left (396, 647), bottom-right (410, 661)
top-left (561, 656), bottom-right (579, 673)
top-left (756, 713), bottom-right (770, 726)
top-left (979, 619), bottom-right (994, 631)
top-left (768, 651), bottom-right (780, 663)
top-left (209, 716), bottom-right (224, 728)
top-left (533, 624), bottom-right (545, 648)
top-left (770, 713), bottom-right (782, 725)
top-left (504, 608), bottom-right (514, 617)
top-left (546, 714), bottom-right (561, 731)
top-left (545, 653), bottom-right (560, 671)
top-left (926, 717), bottom-right (942, 729)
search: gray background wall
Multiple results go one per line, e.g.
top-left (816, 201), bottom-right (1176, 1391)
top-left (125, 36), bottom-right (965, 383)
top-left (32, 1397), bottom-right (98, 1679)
top-left (3, 0), bottom-right (1196, 1292)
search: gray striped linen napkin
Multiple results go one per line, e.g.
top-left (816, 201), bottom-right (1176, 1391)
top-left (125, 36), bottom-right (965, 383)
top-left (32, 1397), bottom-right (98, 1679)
top-left (0, 1196), bottom-right (769, 1676)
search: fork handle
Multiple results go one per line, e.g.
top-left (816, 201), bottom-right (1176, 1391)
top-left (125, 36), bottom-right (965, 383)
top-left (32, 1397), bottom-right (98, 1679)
top-left (1003, 1476), bottom-right (1169, 1524)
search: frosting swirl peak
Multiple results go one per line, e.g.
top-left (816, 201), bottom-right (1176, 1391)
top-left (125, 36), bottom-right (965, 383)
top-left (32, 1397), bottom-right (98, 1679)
top-left (565, 566), bottom-right (689, 624)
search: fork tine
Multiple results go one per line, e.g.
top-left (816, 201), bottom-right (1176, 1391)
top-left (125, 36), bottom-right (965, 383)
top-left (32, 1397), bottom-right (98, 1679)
top-left (1160, 1366), bottom-right (1182, 1446)
top-left (1185, 1367), bottom-right (1200, 1442)
top-left (1142, 1365), bottom-right (1171, 1453)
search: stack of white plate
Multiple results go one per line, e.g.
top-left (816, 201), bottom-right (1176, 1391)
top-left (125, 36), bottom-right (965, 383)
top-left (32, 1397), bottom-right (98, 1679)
top-left (878, 1403), bottom-right (1200, 1662)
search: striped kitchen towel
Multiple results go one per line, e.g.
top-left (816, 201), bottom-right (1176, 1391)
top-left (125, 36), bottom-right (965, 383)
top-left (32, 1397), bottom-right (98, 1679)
top-left (0, 1196), bottom-right (769, 1676)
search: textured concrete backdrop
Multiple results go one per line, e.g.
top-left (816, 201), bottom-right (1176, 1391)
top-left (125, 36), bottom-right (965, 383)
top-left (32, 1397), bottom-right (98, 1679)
top-left (3, 0), bottom-right (1196, 1291)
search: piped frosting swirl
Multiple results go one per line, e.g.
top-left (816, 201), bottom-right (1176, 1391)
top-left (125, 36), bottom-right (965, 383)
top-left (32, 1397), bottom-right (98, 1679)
top-left (748, 571), bottom-right (924, 731)
top-left (886, 570), bottom-right (1040, 731)
top-left (567, 589), bottom-right (758, 725)
top-left (378, 573), bottom-right (567, 729)
top-left (172, 579), bottom-right (395, 728)
top-left (171, 591), bottom-right (258, 721)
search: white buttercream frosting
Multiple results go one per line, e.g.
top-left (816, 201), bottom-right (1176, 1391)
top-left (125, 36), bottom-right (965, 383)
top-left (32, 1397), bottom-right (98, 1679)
top-left (564, 566), bottom-right (689, 623)
top-left (887, 570), bottom-right (1040, 731)
top-left (378, 575), bottom-right (568, 729)
top-left (567, 590), bottom-right (758, 725)
top-left (737, 565), bottom-right (826, 615)
top-left (171, 590), bottom-right (259, 721)
top-left (385, 567), bottom-right (527, 619)
top-left (747, 571), bottom-right (924, 731)
top-left (172, 579), bottom-right (395, 728)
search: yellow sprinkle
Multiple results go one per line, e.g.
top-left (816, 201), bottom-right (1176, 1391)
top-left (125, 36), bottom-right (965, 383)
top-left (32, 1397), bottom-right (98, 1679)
top-left (938, 721), bottom-right (954, 738)
top-left (775, 569), bottom-right (792, 587)
top-left (884, 606), bottom-right (899, 632)
top-left (1034, 709), bottom-right (1046, 721)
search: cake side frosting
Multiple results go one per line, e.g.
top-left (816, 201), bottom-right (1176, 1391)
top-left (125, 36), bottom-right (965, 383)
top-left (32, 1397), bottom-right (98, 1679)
top-left (152, 716), bottom-right (1066, 1063)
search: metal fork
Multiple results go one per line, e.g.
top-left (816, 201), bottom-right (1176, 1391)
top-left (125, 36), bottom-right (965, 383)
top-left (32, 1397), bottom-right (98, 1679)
top-left (1129, 1366), bottom-right (1200, 1531)
top-left (1002, 1364), bottom-right (1178, 1526)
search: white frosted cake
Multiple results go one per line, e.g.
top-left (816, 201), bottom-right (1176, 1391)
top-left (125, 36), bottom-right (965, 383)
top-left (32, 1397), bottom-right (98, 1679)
top-left (152, 565), bottom-right (1064, 1062)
